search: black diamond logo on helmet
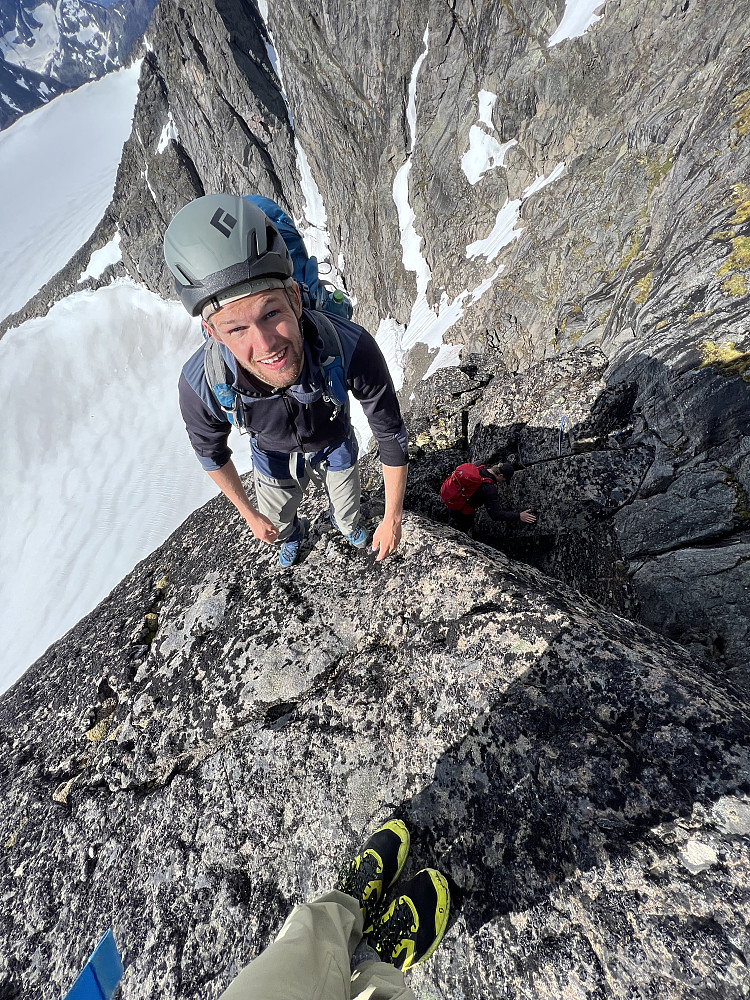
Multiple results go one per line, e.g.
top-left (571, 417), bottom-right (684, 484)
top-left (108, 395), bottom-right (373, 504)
top-left (210, 209), bottom-right (238, 238)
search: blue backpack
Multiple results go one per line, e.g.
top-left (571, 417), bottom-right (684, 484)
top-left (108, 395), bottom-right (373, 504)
top-left (203, 195), bottom-right (352, 433)
top-left (246, 195), bottom-right (353, 320)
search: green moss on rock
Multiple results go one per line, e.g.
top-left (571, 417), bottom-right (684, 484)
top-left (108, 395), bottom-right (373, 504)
top-left (633, 272), bottom-right (652, 305)
top-left (731, 88), bottom-right (750, 139)
top-left (700, 340), bottom-right (750, 377)
top-left (721, 273), bottom-right (748, 296)
top-left (717, 235), bottom-right (750, 277)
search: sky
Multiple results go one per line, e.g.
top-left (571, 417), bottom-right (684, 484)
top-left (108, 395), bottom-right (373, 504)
top-left (0, 0), bottom-right (602, 695)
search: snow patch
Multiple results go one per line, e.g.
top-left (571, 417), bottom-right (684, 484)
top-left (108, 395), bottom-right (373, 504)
top-left (382, 31), bottom-right (519, 399)
top-left (0, 63), bottom-right (141, 324)
top-left (0, 2), bottom-right (60, 77)
top-left (548, 0), bottom-right (605, 46)
top-left (296, 143), bottom-right (329, 261)
top-left (157, 111), bottom-right (179, 153)
top-left (141, 164), bottom-right (157, 202)
top-left (462, 127), bottom-right (517, 185)
top-left (466, 199), bottom-right (523, 261)
top-left (523, 161), bottom-right (566, 197)
top-left (78, 231), bottom-right (121, 282)
top-left (1, 92), bottom-right (22, 112)
top-left (466, 163), bottom-right (566, 262)
top-left (423, 343), bottom-right (463, 380)
top-left (0, 281), bottom-right (246, 695)
top-left (478, 89), bottom-right (496, 127)
top-left (461, 89), bottom-right (517, 185)
top-left (407, 30), bottom-right (430, 147)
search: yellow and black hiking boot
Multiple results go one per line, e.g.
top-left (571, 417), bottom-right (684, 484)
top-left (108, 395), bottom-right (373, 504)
top-left (368, 868), bottom-right (450, 971)
top-left (335, 820), bottom-right (410, 931)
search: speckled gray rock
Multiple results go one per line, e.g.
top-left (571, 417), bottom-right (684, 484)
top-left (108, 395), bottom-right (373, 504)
top-left (0, 490), bottom-right (749, 999)
top-left (402, 339), bottom-right (748, 673)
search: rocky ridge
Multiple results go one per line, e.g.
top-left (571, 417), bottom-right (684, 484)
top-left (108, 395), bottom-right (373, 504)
top-left (0, 486), bottom-right (748, 998)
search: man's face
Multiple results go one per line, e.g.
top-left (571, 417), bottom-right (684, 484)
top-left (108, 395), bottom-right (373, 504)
top-left (207, 284), bottom-right (304, 389)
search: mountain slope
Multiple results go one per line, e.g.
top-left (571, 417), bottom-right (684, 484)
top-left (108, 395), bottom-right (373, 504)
top-left (0, 0), bottom-right (156, 126)
top-left (0, 501), bottom-right (748, 999)
top-left (0, 53), bottom-right (62, 126)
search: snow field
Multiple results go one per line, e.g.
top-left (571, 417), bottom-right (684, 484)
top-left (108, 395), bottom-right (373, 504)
top-left (548, 0), bottom-right (605, 46)
top-left (0, 63), bottom-right (141, 323)
top-left (0, 281), bottom-right (249, 693)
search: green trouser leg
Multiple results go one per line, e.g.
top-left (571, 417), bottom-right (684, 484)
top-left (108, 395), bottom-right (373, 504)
top-left (308, 459), bottom-right (361, 536)
top-left (253, 459), bottom-right (361, 542)
top-left (219, 891), bottom-right (414, 1000)
top-left (253, 459), bottom-right (307, 542)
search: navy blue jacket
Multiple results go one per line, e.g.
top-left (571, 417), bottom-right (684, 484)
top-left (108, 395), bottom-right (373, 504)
top-left (179, 308), bottom-right (409, 472)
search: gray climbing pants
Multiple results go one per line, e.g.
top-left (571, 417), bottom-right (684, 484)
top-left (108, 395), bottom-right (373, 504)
top-left (253, 454), bottom-right (362, 543)
top-left (219, 891), bottom-right (415, 1000)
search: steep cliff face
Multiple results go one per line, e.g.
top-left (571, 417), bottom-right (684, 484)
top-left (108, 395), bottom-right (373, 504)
top-left (0, 493), bottom-right (748, 998)
top-left (400, 335), bottom-right (749, 679)
top-left (282, 0), bottom-right (748, 672)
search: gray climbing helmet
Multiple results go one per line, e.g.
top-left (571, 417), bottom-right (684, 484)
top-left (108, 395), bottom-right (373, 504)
top-left (163, 194), bottom-right (294, 317)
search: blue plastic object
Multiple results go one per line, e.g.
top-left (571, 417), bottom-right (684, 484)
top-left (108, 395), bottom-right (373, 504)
top-left (64, 929), bottom-right (123, 1000)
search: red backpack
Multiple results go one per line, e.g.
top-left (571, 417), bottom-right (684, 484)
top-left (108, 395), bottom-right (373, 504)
top-left (440, 464), bottom-right (495, 513)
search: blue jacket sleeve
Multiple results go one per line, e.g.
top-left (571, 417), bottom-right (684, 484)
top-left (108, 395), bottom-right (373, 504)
top-left (347, 330), bottom-right (409, 466)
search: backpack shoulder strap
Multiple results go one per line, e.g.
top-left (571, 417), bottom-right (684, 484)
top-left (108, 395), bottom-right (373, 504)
top-left (203, 338), bottom-right (246, 432)
top-left (313, 313), bottom-right (348, 414)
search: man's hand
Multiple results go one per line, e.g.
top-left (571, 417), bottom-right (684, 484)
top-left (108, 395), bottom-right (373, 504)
top-left (244, 510), bottom-right (280, 543)
top-left (375, 463), bottom-right (408, 561)
top-left (520, 510), bottom-right (537, 523)
top-left (372, 517), bottom-right (402, 562)
top-left (207, 461), bottom-right (280, 543)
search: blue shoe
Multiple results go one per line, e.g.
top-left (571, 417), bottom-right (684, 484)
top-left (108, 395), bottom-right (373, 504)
top-left (330, 511), bottom-right (369, 549)
top-left (278, 517), bottom-right (308, 568)
top-left (344, 525), bottom-right (369, 549)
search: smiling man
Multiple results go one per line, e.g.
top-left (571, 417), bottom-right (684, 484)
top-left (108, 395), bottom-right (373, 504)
top-left (164, 194), bottom-right (409, 567)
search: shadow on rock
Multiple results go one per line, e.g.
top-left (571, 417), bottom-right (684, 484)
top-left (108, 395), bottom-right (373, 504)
top-left (391, 625), bottom-right (750, 936)
top-left (400, 344), bottom-right (750, 677)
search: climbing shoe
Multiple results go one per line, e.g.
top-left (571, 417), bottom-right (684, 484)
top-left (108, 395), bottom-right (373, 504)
top-left (335, 820), bottom-right (410, 931)
top-left (278, 517), bottom-right (308, 568)
top-left (369, 868), bottom-right (450, 971)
